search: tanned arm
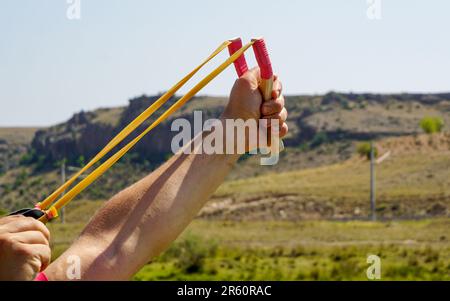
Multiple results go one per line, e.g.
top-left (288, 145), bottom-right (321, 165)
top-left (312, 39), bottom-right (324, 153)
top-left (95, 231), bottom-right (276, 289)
top-left (44, 68), bottom-right (288, 280)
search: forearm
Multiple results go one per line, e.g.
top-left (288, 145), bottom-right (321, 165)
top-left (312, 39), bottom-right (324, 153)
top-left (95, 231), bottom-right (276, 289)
top-left (46, 126), bottom-right (240, 280)
top-left (45, 68), bottom-right (286, 280)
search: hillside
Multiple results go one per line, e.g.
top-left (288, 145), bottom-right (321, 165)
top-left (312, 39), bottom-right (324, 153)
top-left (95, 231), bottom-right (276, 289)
top-left (26, 92), bottom-right (450, 168)
top-left (1, 93), bottom-right (450, 281)
top-left (0, 127), bottom-right (39, 175)
top-left (202, 133), bottom-right (450, 220)
top-left (0, 92), bottom-right (449, 217)
top-left (48, 216), bottom-right (450, 280)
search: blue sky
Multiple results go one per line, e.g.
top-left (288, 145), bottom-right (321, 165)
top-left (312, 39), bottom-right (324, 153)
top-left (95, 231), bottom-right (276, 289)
top-left (0, 0), bottom-right (449, 126)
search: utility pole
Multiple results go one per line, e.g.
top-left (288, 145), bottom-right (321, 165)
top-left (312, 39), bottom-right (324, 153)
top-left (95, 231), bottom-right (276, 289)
top-left (60, 159), bottom-right (66, 224)
top-left (60, 161), bottom-right (85, 224)
top-left (370, 142), bottom-right (376, 221)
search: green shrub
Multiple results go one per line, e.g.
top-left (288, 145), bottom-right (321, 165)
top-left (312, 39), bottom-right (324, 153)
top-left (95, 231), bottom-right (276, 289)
top-left (2, 183), bottom-right (12, 194)
top-left (298, 143), bottom-right (310, 152)
top-left (76, 155), bottom-right (85, 167)
top-left (162, 234), bottom-right (217, 274)
top-left (420, 117), bottom-right (444, 134)
top-left (356, 142), bottom-right (378, 160)
top-left (19, 149), bottom-right (36, 165)
top-left (341, 100), bottom-right (353, 110)
top-left (310, 132), bottom-right (329, 148)
top-left (53, 158), bottom-right (67, 169)
top-left (13, 170), bottom-right (28, 189)
top-left (34, 155), bottom-right (47, 171)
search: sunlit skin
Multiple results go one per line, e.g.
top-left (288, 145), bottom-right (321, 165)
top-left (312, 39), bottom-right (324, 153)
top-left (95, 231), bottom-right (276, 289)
top-left (0, 215), bottom-right (51, 280)
top-left (0, 67), bottom-right (287, 280)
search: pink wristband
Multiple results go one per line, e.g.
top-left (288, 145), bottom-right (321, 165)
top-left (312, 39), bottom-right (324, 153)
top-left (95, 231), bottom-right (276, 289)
top-left (35, 272), bottom-right (48, 281)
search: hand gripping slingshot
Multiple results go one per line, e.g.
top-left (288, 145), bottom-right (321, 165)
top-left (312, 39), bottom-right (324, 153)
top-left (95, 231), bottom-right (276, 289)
top-left (9, 37), bottom-right (281, 223)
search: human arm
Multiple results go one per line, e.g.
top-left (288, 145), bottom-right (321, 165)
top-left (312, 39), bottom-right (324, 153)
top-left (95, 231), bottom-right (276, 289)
top-left (44, 68), bottom-right (287, 280)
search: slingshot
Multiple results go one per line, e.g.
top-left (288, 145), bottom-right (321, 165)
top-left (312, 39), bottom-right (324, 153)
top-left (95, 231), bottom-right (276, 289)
top-left (10, 37), bottom-right (278, 224)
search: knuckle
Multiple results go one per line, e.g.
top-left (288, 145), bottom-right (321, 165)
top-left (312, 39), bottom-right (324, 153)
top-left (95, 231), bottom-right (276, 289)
top-left (0, 234), bottom-right (13, 249)
top-left (35, 231), bottom-right (48, 244)
top-left (24, 216), bottom-right (38, 226)
top-left (275, 101), bottom-right (283, 111)
top-left (17, 216), bottom-right (33, 229)
top-left (236, 76), bottom-right (253, 90)
top-left (1, 215), bottom-right (18, 223)
top-left (25, 217), bottom-right (48, 235)
top-left (28, 258), bottom-right (43, 272)
top-left (39, 225), bottom-right (50, 239)
top-left (277, 82), bottom-right (282, 91)
top-left (14, 244), bottom-right (33, 258)
top-left (43, 235), bottom-right (51, 246)
top-left (43, 245), bottom-right (51, 258)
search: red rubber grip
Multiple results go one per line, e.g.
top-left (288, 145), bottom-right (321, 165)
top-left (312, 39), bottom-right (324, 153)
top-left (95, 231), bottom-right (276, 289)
top-left (252, 38), bottom-right (273, 80)
top-left (228, 38), bottom-right (248, 78)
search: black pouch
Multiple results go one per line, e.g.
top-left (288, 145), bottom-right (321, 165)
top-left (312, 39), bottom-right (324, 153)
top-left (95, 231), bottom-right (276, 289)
top-left (8, 208), bottom-right (45, 220)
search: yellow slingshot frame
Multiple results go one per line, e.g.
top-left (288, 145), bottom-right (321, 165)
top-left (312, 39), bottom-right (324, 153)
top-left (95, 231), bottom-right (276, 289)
top-left (19, 37), bottom-right (276, 224)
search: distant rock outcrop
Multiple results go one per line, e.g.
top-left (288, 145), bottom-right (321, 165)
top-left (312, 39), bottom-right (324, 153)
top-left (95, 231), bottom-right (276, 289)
top-left (30, 95), bottom-right (228, 166)
top-left (28, 92), bottom-right (450, 168)
top-left (32, 111), bottom-right (116, 164)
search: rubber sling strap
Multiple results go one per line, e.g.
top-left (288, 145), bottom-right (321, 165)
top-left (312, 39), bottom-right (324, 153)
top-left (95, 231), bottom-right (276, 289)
top-left (38, 40), bottom-right (255, 223)
top-left (38, 40), bottom-right (233, 211)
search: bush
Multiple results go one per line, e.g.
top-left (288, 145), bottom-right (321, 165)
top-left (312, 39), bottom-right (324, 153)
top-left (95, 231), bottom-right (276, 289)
top-left (357, 142), bottom-right (378, 160)
top-left (19, 149), bottom-right (36, 165)
top-left (162, 234), bottom-right (217, 274)
top-left (420, 117), bottom-right (444, 134)
top-left (341, 100), bottom-right (353, 110)
top-left (76, 155), bottom-right (85, 167)
top-left (310, 132), bottom-right (329, 148)
top-left (2, 183), bottom-right (12, 194)
top-left (34, 155), bottom-right (47, 171)
top-left (13, 170), bottom-right (28, 189)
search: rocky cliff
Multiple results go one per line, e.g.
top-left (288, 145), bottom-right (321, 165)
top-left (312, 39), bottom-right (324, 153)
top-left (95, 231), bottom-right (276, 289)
top-left (28, 92), bottom-right (450, 168)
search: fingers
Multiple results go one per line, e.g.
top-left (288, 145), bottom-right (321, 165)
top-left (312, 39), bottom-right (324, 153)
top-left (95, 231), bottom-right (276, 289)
top-left (2, 216), bottom-right (50, 241)
top-left (235, 70), bottom-right (288, 140)
top-left (261, 95), bottom-right (285, 115)
top-left (271, 76), bottom-right (283, 100)
top-left (0, 215), bottom-right (22, 225)
top-left (14, 231), bottom-right (49, 245)
top-left (279, 107), bottom-right (288, 123)
top-left (261, 75), bottom-right (283, 115)
top-left (0, 216), bottom-right (52, 280)
top-left (33, 244), bottom-right (51, 271)
top-left (279, 123), bottom-right (289, 138)
top-left (263, 107), bottom-right (288, 125)
top-left (18, 243), bottom-right (52, 272)
top-left (260, 75), bottom-right (288, 139)
top-left (266, 120), bottom-right (289, 139)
